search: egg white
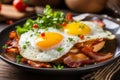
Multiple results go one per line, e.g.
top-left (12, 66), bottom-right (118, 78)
top-left (18, 28), bottom-right (79, 62)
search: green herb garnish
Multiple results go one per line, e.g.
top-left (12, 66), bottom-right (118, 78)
top-left (30, 34), bottom-right (33, 37)
top-left (25, 41), bottom-right (30, 45)
top-left (53, 63), bottom-right (64, 70)
top-left (68, 37), bottom-right (73, 42)
top-left (16, 55), bottom-right (22, 63)
top-left (16, 5), bottom-right (65, 36)
top-left (79, 23), bottom-right (86, 29)
top-left (2, 44), bottom-right (7, 49)
top-left (23, 41), bottom-right (30, 49)
top-left (23, 45), bottom-right (27, 49)
top-left (86, 36), bottom-right (91, 38)
top-left (57, 47), bottom-right (63, 52)
top-left (78, 34), bottom-right (81, 37)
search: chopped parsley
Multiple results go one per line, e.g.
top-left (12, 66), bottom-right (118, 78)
top-left (30, 34), bottom-right (33, 37)
top-left (53, 63), bottom-right (64, 70)
top-left (68, 37), bottom-right (73, 42)
top-left (2, 44), bottom-right (7, 49)
top-left (86, 36), bottom-right (91, 38)
top-left (16, 55), bottom-right (22, 63)
top-left (23, 41), bottom-right (30, 49)
top-left (25, 41), bottom-right (30, 45)
top-left (23, 45), bottom-right (27, 49)
top-left (57, 47), bottom-right (63, 52)
top-left (79, 23), bottom-right (85, 29)
top-left (78, 34), bottom-right (81, 37)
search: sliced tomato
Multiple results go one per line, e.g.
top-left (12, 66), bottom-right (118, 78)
top-left (13, 0), bottom-right (27, 12)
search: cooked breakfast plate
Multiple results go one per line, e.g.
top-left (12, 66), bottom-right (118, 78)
top-left (0, 5), bottom-right (120, 74)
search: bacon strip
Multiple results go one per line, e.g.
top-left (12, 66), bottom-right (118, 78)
top-left (63, 53), bottom-right (94, 68)
top-left (27, 60), bottom-right (51, 68)
top-left (5, 31), bottom-right (19, 54)
top-left (81, 44), bottom-right (113, 62)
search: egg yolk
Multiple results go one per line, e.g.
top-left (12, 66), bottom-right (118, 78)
top-left (63, 22), bottom-right (91, 36)
top-left (35, 32), bottom-right (63, 50)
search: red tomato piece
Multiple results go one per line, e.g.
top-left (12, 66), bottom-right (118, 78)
top-left (80, 35), bottom-right (84, 39)
top-left (33, 23), bottom-right (38, 29)
top-left (62, 22), bottom-right (67, 27)
top-left (13, 0), bottom-right (27, 12)
top-left (65, 12), bottom-right (73, 21)
top-left (41, 32), bottom-right (45, 37)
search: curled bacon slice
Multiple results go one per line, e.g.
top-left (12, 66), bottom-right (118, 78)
top-left (27, 60), bottom-right (51, 68)
top-left (63, 53), bottom-right (94, 68)
top-left (5, 47), bottom-right (19, 54)
top-left (81, 44), bottom-right (113, 62)
top-left (7, 39), bottom-right (18, 47)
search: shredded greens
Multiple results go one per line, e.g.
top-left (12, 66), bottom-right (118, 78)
top-left (16, 5), bottom-right (65, 36)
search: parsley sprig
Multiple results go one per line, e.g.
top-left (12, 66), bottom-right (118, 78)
top-left (53, 63), bottom-right (64, 70)
top-left (16, 55), bottom-right (23, 63)
top-left (57, 47), bottom-right (63, 52)
top-left (16, 5), bottom-right (65, 35)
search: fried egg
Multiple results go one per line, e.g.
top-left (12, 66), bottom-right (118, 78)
top-left (18, 21), bottom-right (115, 62)
top-left (18, 28), bottom-right (79, 62)
top-left (63, 21), bottom-right (115, 42)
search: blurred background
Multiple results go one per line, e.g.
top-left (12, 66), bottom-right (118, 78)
top-left (0, 0), bottom-right (120, 24)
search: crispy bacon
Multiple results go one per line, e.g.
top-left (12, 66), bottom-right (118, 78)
top-left (27, 60), bottom-right (51, 68)
top-left (5, 31), bottom-right (19, 54)
top-left (5, 47), bottom-right (19, 54)
top-left (9, 31), bottom-right (18, 39)
top-left (81, 44), bottom-right (113, 62)
top-left (63, 38), bottom-right (113, 67)
top-left (7, 39), bottom-right (18, 47)
top-left (21, 58), bottom-right (28, 63)
top-left (63, 53), bottom-right (94, 68)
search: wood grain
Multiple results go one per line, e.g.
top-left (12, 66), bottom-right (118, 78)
top-left (0, 4), bottom-right (35, 21)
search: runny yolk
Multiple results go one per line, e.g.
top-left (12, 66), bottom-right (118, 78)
top-left (63, 22), bottom-right (91, 36)
top-left (35, 32), bottom-right (63, 50)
